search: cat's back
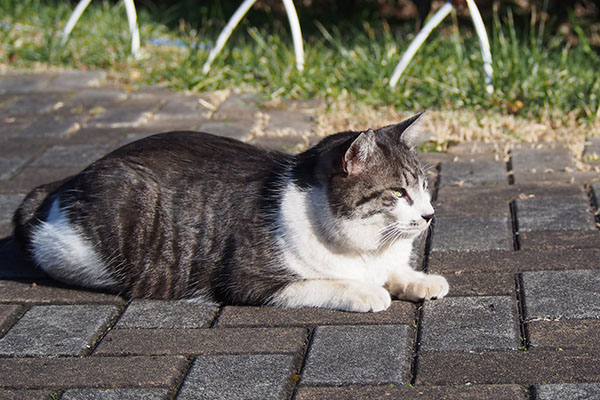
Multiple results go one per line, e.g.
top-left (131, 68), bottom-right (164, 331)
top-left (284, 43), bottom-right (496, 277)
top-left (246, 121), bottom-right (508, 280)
top-left (97, 131), bottom-right (286, 182)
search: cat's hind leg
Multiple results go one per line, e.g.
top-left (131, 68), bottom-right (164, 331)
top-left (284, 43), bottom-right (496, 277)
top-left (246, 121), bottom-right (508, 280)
top-left (30, 197), bottom-right (118, 290)
top-left (386, 268), bottom-right (449, 302)
top-left (270, 279), bottom-right (392, 312)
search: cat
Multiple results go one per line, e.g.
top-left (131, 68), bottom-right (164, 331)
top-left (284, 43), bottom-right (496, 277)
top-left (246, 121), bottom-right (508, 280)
top-left (13, 112), bottom-right (448, 312)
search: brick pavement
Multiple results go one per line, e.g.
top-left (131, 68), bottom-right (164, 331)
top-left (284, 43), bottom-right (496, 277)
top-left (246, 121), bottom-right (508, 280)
top-left (0, 70), bottom-right (599, 399)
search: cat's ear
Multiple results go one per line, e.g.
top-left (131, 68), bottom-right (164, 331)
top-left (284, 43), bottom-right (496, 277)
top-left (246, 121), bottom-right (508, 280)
top-left (343, 129), bottom-right (377, 176)
top-left (376, 111), bottom-right (425, 147)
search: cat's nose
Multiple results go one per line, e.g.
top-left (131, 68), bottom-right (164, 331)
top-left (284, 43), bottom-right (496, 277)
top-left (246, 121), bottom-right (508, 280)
top-left (422, 213), bottom-right (434, 222)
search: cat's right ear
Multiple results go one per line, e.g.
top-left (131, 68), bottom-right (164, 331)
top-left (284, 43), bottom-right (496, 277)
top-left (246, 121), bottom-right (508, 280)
top-left (343, 130), bottom-right (377, 176)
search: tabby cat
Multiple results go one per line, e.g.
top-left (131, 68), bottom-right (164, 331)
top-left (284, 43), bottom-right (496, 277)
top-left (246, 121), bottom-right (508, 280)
top-left (13, 112), bottom-right (448, 312)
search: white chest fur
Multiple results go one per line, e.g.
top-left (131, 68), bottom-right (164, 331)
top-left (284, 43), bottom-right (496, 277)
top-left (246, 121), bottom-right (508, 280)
top-left (276, 183), bottom-right (414, 286)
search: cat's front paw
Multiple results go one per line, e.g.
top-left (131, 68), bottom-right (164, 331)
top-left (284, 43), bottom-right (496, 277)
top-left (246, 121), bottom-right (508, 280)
top-left (395, 274), bottom-right (449, 302)
top-left (343, 285), bottom-right (392, 313)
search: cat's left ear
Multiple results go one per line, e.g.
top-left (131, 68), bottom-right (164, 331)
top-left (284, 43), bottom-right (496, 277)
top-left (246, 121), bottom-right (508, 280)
top-left (376, 111), bottom-right (425, 147)
top-left (343, 129), bottom-right (377, 176)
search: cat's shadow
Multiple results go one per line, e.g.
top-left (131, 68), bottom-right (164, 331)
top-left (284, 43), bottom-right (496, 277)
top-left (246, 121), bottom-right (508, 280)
top-left (0, 237), bottom-right (48, 281)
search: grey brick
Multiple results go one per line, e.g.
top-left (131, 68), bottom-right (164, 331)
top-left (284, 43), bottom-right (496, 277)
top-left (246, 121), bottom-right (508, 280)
top-left (0, 194), bottom-right (25, 225)
top-left (511, 148), bottom-right (575, 173)
top-left (20, 114), bottom-right (82, 138)
top-left (522, 270), bottom-right (600, 319)
top-left (0, 156), bottom-right (29, 180)
top-left (0, 356), bottom-right (188, 389)
top-left (90, 93), bottom-right (162, 128)
top-left (30, 144), bottom-right (110, 167)
top-left (0, 305), bottom-right (118, 356)
top-left (262, 108), bottom-right (313, 134)
top-left (154, 95), bottom-right (210, 122)
top-left (61, 388), bottom-right (170, 400)
top-left (115, 300), bottom-right (217, 329)
top-left (177, 354), bottom-right (296, 400)
top-left (431, 216), bottom-right (513, 252)
top-left (516, 197), bottom-right (596, 232)
top-left (0, 93), bottom-right (64, 117)
top-left (0, 280), bottom-right (124, 305)
top-left (440, 161), bottom-right (507, 186)
top-left (64, 88), bottom-right (128, 109)
top-left (212, 92), bottom-right (260, 123)
top-left (301, 325), bottom-right (411, 386)
top-left (0, 390), bottom-right (58, 400)
top-left (198, 120), bottom-right (253, 142)
top-left (0, 304), bottom-right (23, 336)
top-left (420, 296), bottom-right (520, 351)
top-left (44, 70), bottom-right (107, 91)
top-left (535, 383), bottom-right (600, 400)
top-left (0, 74), bottom-right (52, 94)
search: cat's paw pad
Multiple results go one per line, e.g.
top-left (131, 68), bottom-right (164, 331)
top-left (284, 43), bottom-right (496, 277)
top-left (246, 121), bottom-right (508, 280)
top-left (344, 285), bottom-right (392, 313)
top-left (402, 274), bottom-right (449, 302)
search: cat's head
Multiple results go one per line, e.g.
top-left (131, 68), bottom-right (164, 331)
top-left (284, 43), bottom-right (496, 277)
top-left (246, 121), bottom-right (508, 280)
top-left (301, 113), bottom-right (434, 252)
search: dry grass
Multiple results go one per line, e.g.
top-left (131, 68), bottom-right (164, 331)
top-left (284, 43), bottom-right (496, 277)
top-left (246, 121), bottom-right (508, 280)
top-left (314, 99), bottom-right (600, 169)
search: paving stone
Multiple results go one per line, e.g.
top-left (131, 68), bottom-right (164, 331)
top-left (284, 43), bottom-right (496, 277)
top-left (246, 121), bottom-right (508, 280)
top-left (115, 300), bottom-right (217, 329)
top-left (29, 144), bottom-right (110, 167)
top-left (430, 216), bottom-right (513, 252)
top-left (519, 230), bottom-right (600, 250)
top-left (444, 272), bottom-right (515, 297)
top-left (435, 190), bottom-right (511, 217)
top-left (440, 161), bottom-right (507, 187)
top-left (249, 134), bottom-right (308, 153)
top-left (0, 239), bottom-right (49, 280)
top-left (0, 279), bottom-right (124, 304)
top-left (0, 137), bottom-right (54, 157)
top-left (4, 166), bottom-right (81, 193)
top-left (19, 114), bottom-right (83, 138)
top-left (529, 320), bottom-right (600, 351)
top-left (261, 108), bottom-right (313, 134)
top-left (0, 74), bottom-right (52, 94)
top-left (0, 356), bottom-right (188, 389)
top-left (216, 301), bottom-right (416, 327)
top-left (0, 304), bottom-right (24, 336)
top-left (512, 172), bottom-right (599, 185)
top-left (535, 383), bottom-right (600, 400)
top-left (211, 92), bottom-right (260, 123)
top-left (511, 148), bottom-right (575, 173)
top-left (61, 388), bottom-right (171, 400)
top-left (0, 194), bottom-right (24, 226)
top-left (177, 354), bottom-right (296, 400)
top-left (94, 327), bottom-right (307, 356)
top-left (0, 304), bottom-right (119, 356)
top-left (44, 70), bottom-right (107, 91)
top-left (198, 120), bottom-right (254, 141)
top-left (416, 350), bottom-right (600, 385)
top-left (0, 390), bottom-right (58, 400)
top-left (0, 93), bottom-right (64, 117)
top-left (153, 95), bottom-right (211, 122)
top-left (295, 384), bottom-right (528, 400)
top-left (428, 248), bottom-right (600, 274)
top-left (420, 296), bottom-right (519, 351)
top-left (63, 88), bottom-right (128, 109)
top-left (301, 325), bottom-right (411, 386)
top-left (0, 156), bottom-right (29, 180)
top-left (90, 93), bottom-right (162, 128)
top-left (516, 197), bottom-right (596, 232)
top-left (521, 270), bottom-right (600, 320)
top-left (0, 119), bottom-right (30, 139)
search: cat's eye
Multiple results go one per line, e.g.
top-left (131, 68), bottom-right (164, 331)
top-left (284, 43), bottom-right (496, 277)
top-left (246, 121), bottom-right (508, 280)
top-left (391, 189), bottom-right (408, 199)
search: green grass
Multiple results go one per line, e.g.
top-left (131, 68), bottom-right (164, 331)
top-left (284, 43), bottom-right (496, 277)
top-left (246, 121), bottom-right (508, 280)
top-left (1, 0), bottom-right (599, 125)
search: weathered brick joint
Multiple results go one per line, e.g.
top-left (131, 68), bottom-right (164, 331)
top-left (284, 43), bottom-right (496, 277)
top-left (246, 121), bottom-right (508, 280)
top-left (0, 71), bottom-right (599, 399)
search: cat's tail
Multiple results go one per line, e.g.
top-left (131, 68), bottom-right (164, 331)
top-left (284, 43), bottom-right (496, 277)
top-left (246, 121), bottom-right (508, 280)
top-left (12, 179), bottom-right (67, 253)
